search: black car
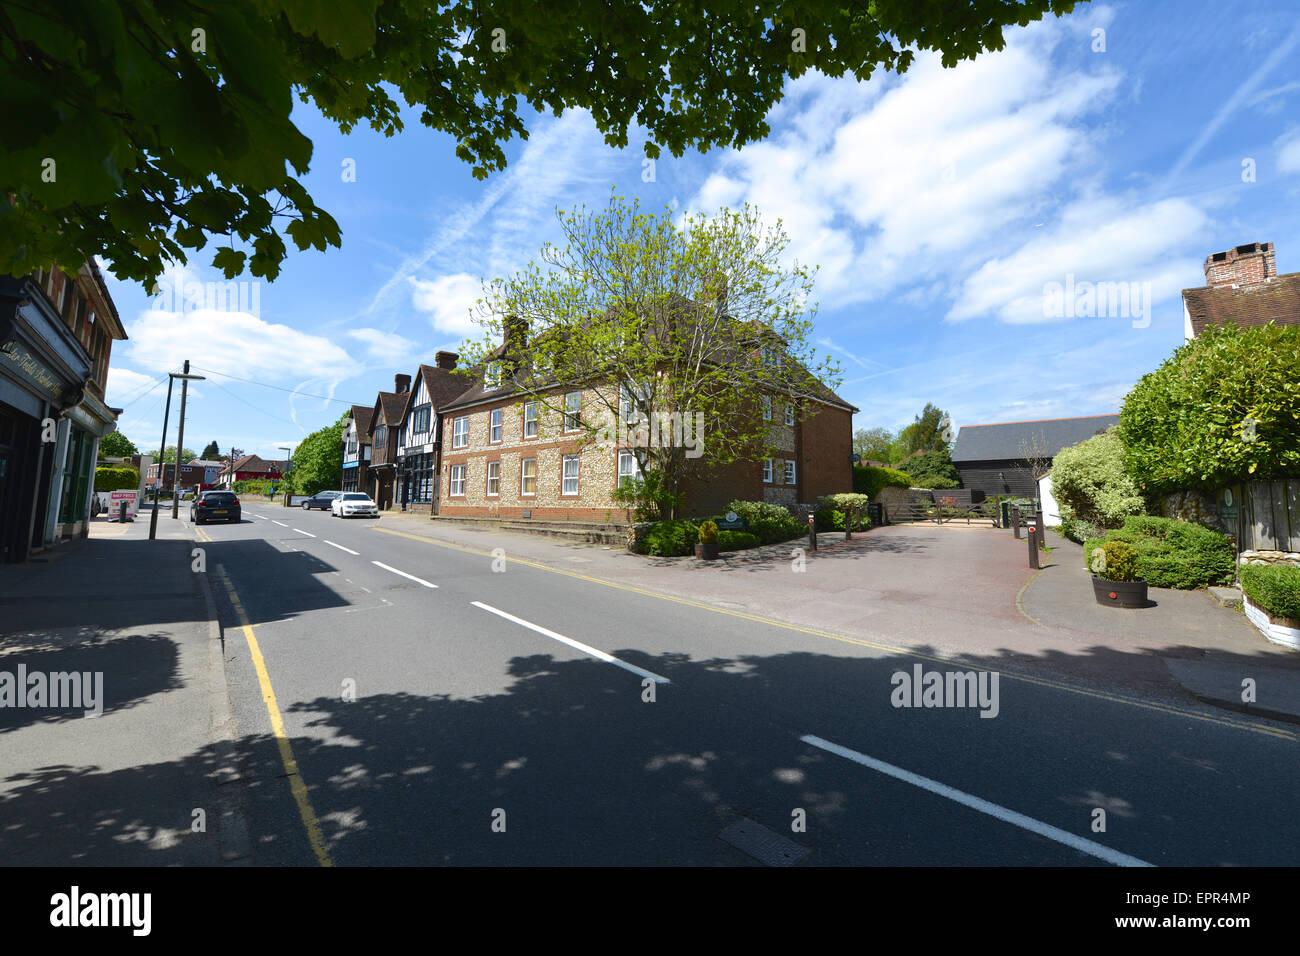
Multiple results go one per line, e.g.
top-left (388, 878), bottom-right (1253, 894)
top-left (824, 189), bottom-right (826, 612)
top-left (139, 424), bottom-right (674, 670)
top-left (191, 491), bottom-right (241, 524)
top-left (302, 490), bottom-right (343, 511)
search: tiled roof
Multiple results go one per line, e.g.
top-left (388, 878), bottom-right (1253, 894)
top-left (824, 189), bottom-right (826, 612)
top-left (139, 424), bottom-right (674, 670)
top-left (1183, 272), bottom-right (1300, 337)
top-left (952, 415), bottom-right (1119, 462)
top-left (371, 391), bottom-right (406, 430)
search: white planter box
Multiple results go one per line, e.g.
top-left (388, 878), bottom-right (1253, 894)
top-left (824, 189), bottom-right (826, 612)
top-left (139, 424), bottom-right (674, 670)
top-left (1243, 594), bottom-right (1300, 651)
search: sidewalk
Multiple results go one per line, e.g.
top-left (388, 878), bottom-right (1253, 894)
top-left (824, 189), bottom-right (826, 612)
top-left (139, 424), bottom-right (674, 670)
top-left (0, 506), bottom-right (248, 864)
top-left (372, 511), bottom-right (1300, 726)
top-left (1022, 531), bottom-right (1300, 724)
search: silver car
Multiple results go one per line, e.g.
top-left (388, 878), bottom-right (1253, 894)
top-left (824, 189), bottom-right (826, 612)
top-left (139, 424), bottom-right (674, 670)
top-left (332, 492), bottom-right (379, 518)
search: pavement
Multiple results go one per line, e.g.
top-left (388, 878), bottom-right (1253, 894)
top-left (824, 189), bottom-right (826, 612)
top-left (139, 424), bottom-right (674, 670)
top-left (372, 509), bottom-right (1300, 725)
top-left (0, 504), bottom-right (247, 865)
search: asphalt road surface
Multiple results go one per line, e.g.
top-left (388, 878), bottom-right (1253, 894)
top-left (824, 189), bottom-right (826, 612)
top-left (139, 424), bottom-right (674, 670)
top-left (192, 505), bottom-right (1300, 866)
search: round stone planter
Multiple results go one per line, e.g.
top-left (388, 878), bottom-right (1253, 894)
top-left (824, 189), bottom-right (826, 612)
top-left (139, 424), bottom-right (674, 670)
top-left (1091, 575), bottom-right (1148, 608)
top-left (695, 540), bottom-right (719, 560)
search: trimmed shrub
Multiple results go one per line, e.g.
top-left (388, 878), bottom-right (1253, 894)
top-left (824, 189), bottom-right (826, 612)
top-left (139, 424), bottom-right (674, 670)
top-left (697, 519), bottom-right (719, 542)
top-left (94, 466), bottom-right (139, 492)
top-left (1051, 429), bottom-right (1145, 530)
top-left (1059, 514), bottom-right (1102, 544)
top-left (642, 519), bottom-right (699, 556)
top-left (896, 449), bottom-right (960, 487)
top-left (1239, 565), bottom-right (1300, 622)
top-left (724, 499), bottom-right (804, 544)
top-left (1088, 540), bottom-right (1140, 581)
top-left (1084, 516), bottom-right (1235, 589)
top-left (717, 530), bottom-right (760, 552)
top-left (853, 465), bottom-right (912, 500)
top-left (233, 478), bottom-right (274, 496)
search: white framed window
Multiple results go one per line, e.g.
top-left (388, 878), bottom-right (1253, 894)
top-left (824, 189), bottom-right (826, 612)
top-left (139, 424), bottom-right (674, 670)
top-left (523, 401), bottom-right (539, 438)
top-left (489, 408), bottom-right (502, 443)
top-left (484, 361), bottom-right (502, 388)
top-left (620, 382), bottom-right (649, 423)
top-left (450, 464), bottom-right (466, 497)
top-left (412, 404), bottom-right (431, 434)
top-left (486, 461), bottom-right (500, 496)
top-left (785, 459), bottom-right (796, 485)
top-left (785, 403), bottom-right (795, 426)
top-left (761, 395), bottom-right (772, 421)
top-left (763, 458), bottom-right (773, 483)
top-left (452, 416), bottom-right (469, 448)
top-left (520, 457), bottom-right (537, 495)
top-left (563, 391), bottom-right (581, 431)
top-left (617, 450), bottom-right (642, 488)
top-left (561, 454), bottom-right (580, 495)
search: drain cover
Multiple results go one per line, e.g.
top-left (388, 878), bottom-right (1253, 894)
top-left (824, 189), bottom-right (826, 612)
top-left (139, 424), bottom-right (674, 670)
top-left (719, 818), bottom-right (811, 867)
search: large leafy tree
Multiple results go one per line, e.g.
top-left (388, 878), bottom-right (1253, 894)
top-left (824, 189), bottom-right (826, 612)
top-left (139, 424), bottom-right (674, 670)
top-left (286, 412), bottom-right (346, 495)
top-left (100, 431), bottom-right (138, 457)
top-left (1051, 428), bottom-right (1144, 529)
top-left (899, 403), bottom-right (952, 456)
top-left (199, 440), bottom-right (221, 459)
top-left (1120, 322), bottom-right (1300, 494)
top-left (2, 0), bottom-right (1079, 285)
top-left (853, 426), bottom-right (895, 463)
top-left (456, 194), bottom-right (837, 518)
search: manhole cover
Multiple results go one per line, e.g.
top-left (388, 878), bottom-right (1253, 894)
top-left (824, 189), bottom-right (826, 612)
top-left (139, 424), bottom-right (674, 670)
top-left (719, 818), bottom-right (810, 867)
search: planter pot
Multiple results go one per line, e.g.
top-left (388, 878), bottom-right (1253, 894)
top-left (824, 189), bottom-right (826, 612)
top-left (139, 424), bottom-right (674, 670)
top-left (695, 540), bottom-right (719, 560)
top-left (1091, 575), bottom-right (1148, 608)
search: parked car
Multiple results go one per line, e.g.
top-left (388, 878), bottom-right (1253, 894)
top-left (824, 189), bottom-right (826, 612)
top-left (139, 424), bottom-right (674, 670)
top-left (191, 490), bottom-right (241, 524)
top-left (302, 490), bottom-right (343, 511)
top-left (332, 492), bottom-right (378, 518)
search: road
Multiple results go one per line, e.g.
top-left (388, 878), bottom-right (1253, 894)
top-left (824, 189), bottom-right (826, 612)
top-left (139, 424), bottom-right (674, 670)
top-left (192, 504), bottom-right (1300, 866)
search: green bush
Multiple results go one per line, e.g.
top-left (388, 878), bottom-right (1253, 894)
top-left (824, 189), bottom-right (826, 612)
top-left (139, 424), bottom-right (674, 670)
top-left (909, 473), bottom-right (961, 489)
top-left (1059, 514), bottom-right (1102, 544)
top-left (1051, 428), bottom-right (1145, 530)
top-left (717, 530), bottom-right (760, 551)
top-left (1087, 540), bottom-right (1140, 581)
top-left (233, 478), bottom-right (274, 496)
top-left (1120, 322), bottom-right (1300, 494)
top-left (643, 519), bottom-right (699, 556)
top-left (94, 466), bottom-right (139, 492)
top-left (611, 468), bottom-right (683, 522)
top-left (853, 465), bottom-right (912, 499)
top-left (896, 449), bottom-right (960, 487)
top-left (724, 499), bottom-right (804, 544)
top-left (1239, 565), bottom-right (1300, 622)
top-left (697, 519), bottom-right (719, 542)
top-left (1084, 516), bottom-right (1235, 589)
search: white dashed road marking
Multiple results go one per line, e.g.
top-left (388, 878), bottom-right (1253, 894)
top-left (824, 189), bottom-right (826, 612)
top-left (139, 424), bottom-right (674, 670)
top-left (325, 540), bottom-right (360, 555)
top-left (371, 561), bottom-right (437, 589)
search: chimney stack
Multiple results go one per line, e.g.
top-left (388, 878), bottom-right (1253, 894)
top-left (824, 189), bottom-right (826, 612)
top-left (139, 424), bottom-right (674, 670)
top-left (1204, 242), bottom-right (1276, 288)
top-left (434, 351), bottom-right (459, 370)
top-left (394, 373), bottom-right (411, 393)
top-left (503, 314), bottom-right (528, 355)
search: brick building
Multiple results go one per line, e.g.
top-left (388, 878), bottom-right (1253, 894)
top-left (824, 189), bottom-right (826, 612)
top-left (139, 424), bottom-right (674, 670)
top-left (1183, 241), bottom-right (1300, 341)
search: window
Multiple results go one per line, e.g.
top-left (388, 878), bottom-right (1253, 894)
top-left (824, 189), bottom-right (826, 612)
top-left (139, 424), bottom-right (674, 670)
top-left (785, 403), bottom-right (796, 426)
top-left (785, 459), bottom-right (797, 485)
top-left (412, 404), bottom-right (431, 434)
top-left (523, 402), bottom-right (539, 438)
top-left (373, 425), bottom-right (387, 449)
top-left (617, 450), bottom-right (642, 488)
top-left (762, 346), bottom-right (780, 367)
top-left (484, 361), bottom-right (502, 388)
top-left (489, 408), bottom-right (502, 443)
top-left (561, 454), bottom-right (580, 495)
top-left (520, 458), bottom-right (537, 495)
top-left (347, 440), bottom-right (358, 456)
top-left (620, 382), bottom-right (648, 423)
top-left (450, 465), bottom-right (466, 497)
top-left (761, 395), bottom-right (772, 421)
top-left (452, 416), bottom-right (469, 448)
top-left (486, 461), bottom-right (500, 496)
top-left (763, 458), bottom-right (773, 483)
top-left (563, 391), bottom-right (581, 431)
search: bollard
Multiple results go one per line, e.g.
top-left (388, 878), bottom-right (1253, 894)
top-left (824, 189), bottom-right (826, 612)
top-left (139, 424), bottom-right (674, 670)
top-left (808, 513), bottom-right (817, 551)
top-left (1011, 505), bottom-right (1021, 540)
top-left (845, 507), bottom-right (853, 541)
top-left (119, 501), bottom-right (127, 523)
top-left (1028, 520), bottom-right (1039, 569)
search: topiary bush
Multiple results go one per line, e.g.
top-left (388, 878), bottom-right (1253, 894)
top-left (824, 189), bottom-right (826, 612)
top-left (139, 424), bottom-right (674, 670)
top-left (697, 519), bottom-right (719, 542)
top-left (1239, 565), bottom-right (1300, 622)
top-left (724, 499), bottom-right (804, 544)
top-left (94, 466), bottom-right (139, 492)
top-left (717, 530), bottom-right (760, 552)
top-left (1087, 540), bottom-right (1140, 581)
top-left (642, 519), bottom-right (699, 556)
top-left (1084, 516), bottom-right (1235, 589)
top-left (816, 493), bottom-right (871, 531)
top-left (853, 465), bottom-right (912, 499)
top-left (1051, 428), bottom-right (1145, 530)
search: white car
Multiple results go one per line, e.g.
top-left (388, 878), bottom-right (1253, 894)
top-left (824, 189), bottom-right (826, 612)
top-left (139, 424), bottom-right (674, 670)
top-left (332, 492), bottom-right (379, 518)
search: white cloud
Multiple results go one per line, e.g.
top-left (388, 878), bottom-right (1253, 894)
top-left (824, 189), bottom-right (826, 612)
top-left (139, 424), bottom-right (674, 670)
top-left (1277, 129), bottom-right (1300, 174)
top-left (948, 195), bottom-right (1208, 324)
top-left (409, 273), bottom-right (486, 338)
top-left (104, 366), bottom-right (159, 406)
top-left (346, 327), bottom-right (420, 363)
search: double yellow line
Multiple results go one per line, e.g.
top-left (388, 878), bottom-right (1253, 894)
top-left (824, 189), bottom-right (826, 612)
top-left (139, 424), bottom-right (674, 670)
top-left (196, 525), bottom-right (333, 866)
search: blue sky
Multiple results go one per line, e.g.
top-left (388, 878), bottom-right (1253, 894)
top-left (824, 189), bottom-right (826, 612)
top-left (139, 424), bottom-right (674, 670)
top-left (100, 1), bottom-right (1300, 460)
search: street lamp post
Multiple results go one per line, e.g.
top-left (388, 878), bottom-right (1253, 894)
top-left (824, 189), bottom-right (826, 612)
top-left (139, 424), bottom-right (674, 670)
top-left (278, 445), bottom-right (293, 501)
top-left (149, 366), bottom-right (205, 541)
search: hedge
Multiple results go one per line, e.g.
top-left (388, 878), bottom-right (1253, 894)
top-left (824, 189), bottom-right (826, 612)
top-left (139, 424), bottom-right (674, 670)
top-left (717, 530), bottom-right (760, 551)
top-left (94, 466), bottom-right (139, 492)
top-left (853, 465), bottom-right (912, 499)
top-left (724, 499), bottom-right (805, 544)
top-left (643, 519), bottom-right (698, 556)
top-left (1084, 516), bottom-right (1235, 589)
top-left (1239, 565), bottom-right (1300, 622)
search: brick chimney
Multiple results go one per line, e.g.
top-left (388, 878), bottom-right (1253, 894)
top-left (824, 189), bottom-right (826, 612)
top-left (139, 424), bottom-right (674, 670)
top-left (394, 373), bottom-right (411, 393)
top-left (1204, 242), bottom-right (1276, 288)
top-left (503, 314), bottom-right (528, 354)
top-left (434, 351), bottom-right (458, 370)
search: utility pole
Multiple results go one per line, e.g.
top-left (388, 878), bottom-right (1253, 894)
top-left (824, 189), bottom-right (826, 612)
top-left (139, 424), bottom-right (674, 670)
top-left (172, 360), bottom-right (191, 519)
top-left (148, 376), bottom-right (175, 541)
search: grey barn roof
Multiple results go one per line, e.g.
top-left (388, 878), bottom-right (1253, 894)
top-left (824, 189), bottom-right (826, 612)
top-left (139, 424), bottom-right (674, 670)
top-left (951, 414), bottom-right (1119, 462)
